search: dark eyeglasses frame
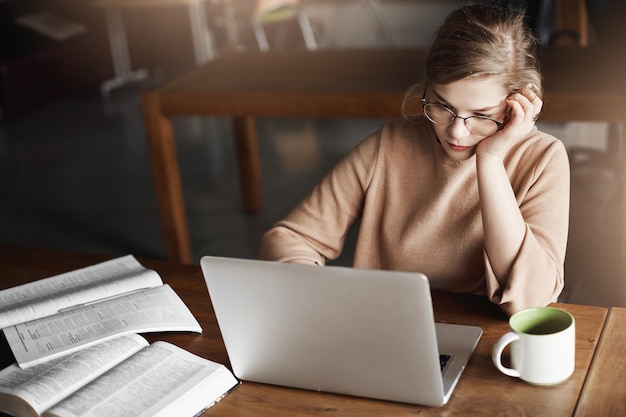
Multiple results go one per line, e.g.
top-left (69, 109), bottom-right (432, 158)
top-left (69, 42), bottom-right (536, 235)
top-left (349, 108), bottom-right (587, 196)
top-left (420, 98), bottom-right (504, 131)
top-left (419, 84), bottom-right (505, 135)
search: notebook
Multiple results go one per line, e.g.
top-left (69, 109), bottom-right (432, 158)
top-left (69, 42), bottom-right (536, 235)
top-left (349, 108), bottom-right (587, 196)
top-left (200, 256), bottom-right (482, 407)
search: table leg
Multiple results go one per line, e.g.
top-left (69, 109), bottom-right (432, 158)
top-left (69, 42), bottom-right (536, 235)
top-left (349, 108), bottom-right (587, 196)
top-left (188, 0), bottom-right (215, 64)
top-left (233, 117), bottom-right (263, 213)
top-left (101, 7), bottom-right (149, 95)
top-left (220, 0), bottom-right (243, 49)
top-left (142, 92), bottom-right (193, 263)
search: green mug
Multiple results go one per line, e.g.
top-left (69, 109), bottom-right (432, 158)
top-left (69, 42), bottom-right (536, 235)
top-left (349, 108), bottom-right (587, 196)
top-left (492, 307), bottom-right (575, 385)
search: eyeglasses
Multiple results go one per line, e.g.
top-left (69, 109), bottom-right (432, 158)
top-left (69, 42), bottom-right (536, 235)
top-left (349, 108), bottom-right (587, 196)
top-left (421, 98), bottom-right (503, 136)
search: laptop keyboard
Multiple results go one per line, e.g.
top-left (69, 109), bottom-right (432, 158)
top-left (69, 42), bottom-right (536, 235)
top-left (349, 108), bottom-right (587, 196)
top-left (440, 354), bottom-right (452, 373)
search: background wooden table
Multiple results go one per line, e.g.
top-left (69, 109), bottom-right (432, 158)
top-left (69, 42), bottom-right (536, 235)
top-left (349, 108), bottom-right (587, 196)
top-left (141, 47), bottom-right (626, 308)
top-left (0, 244), bottom-right (610, 416)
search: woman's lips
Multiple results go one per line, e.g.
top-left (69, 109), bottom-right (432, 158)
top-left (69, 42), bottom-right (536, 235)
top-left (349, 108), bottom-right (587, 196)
top-left (447, 142), bottom-right (472, 151)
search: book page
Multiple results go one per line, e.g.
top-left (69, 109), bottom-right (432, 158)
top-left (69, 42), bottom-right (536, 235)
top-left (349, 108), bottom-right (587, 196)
top-left (4, 285), bottom-right (201, 368)
top-left (43, 342), bottom-right (238, 417)
top-left (0, 335), bottom-right (148, 417)
top-left (0, 255), bottom-right (163, 329)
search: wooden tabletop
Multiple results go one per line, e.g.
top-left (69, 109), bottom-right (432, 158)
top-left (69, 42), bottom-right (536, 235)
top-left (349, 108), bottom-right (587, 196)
top-left (153, 46), bottom-right (626, 120)
top-left (151, 48), bottom-right (424, 118)
top-left (0, 244), bottom-right (610, 416)
top-left (574, 307), bottom-right (626, 417)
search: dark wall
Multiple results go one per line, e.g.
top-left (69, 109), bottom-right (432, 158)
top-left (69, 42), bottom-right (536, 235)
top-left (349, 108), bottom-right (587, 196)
top-left (0, 0), bottom-right (210, 120)
top-left (0, 0), bottom-right (111, 120)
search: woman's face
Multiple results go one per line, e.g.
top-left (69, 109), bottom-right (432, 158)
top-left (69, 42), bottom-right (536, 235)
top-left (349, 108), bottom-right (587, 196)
top-left (427, 77), bottom-right (509, 161)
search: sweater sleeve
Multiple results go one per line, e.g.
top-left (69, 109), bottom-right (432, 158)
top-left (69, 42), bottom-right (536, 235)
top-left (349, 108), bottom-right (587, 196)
top-left (484, 138), bottom-right (571, 315)
top-left (259, 132), bottom-right (379, 265)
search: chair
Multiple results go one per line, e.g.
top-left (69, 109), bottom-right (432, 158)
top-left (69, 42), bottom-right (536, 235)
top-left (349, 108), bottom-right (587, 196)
top-left (92, 0), bottom-right (215, 95)
top-left (329, 0), bottom-right (394, 47)
top-left (251, 0), bottom-right (317, 51)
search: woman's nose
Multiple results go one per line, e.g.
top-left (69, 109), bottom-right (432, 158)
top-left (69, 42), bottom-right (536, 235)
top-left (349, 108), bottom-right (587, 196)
top-left (447, 117), bottom-right (471, 138)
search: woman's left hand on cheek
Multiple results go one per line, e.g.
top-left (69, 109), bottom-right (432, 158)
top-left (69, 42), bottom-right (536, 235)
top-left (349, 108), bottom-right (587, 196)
top-left (477, 84), bottom-right (543, 159)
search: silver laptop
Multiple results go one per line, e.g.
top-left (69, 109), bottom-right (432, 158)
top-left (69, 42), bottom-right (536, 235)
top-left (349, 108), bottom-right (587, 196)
top-left (200, 256), bottom-right (482, 407)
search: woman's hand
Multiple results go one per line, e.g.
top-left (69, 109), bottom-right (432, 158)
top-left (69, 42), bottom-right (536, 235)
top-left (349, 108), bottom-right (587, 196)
top-left (476, 84), bottom-right (543, 160)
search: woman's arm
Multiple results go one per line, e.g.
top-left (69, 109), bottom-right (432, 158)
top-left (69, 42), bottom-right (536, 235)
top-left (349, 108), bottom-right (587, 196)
top-left (259, 133), bottom-right (379, 265)
top-left (479, 140), bottom-right (569, 315)
top-left (476, 85), bottom-right (569, 314)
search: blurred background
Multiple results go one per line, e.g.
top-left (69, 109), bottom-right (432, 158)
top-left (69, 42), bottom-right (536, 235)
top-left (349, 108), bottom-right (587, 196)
top-left (0, 0), bottom-right (624, 307)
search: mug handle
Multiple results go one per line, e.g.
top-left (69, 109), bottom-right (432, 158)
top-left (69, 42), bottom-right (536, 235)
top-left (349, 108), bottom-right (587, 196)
top-left (492, 332), bottom-right (521, 377)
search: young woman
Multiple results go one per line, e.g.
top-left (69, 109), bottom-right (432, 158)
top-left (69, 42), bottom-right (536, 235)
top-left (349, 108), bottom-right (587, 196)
top-left (259, 4), bottom-right (570, 315)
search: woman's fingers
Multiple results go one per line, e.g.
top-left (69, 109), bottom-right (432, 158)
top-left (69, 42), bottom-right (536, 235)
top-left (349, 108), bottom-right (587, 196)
top-left (520, 84), bottom-right (543, 121)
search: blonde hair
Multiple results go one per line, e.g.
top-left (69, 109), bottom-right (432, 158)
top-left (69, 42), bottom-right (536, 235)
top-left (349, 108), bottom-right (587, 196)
top-left (403, 4), bottom-right (542, 117)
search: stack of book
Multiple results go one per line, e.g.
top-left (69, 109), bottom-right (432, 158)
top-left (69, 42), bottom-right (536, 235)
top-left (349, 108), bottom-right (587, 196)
top-left (0, 256), bottom-right (238, 417)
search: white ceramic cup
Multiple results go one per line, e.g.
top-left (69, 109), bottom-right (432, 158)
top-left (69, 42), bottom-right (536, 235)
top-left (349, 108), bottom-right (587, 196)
top-left (492, 306), bottom-right (575, 385)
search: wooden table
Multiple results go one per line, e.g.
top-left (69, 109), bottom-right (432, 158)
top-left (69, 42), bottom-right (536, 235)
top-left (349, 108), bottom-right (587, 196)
top-left (0, 244), bottom-right (611, 416)
top-left (574, 307), bottom-right (626, 417)
top-left (141, 47), bottom-right (626, 293)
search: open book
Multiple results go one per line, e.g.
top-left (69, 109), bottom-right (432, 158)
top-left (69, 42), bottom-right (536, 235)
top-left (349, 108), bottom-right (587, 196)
top-left (0, 256), bottom-right (201, 368)
top-left (0, 334), bottom-right (239, 417)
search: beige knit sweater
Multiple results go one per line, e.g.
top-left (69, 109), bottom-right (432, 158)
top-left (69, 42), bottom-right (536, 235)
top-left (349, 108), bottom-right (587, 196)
top-left (260, 115), bottom-right (570, 315)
